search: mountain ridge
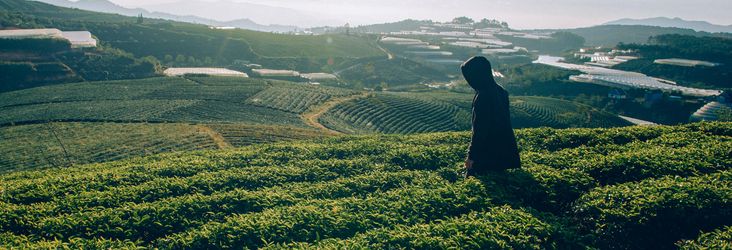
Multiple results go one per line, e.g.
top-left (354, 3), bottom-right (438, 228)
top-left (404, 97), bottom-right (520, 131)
top-left (604, 17), bottom-right (732, 34)
top-left (31, 0), bottom-right (300, 32)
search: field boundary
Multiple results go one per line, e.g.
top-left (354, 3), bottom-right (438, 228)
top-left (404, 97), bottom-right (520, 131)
top-left (196, 125), bottom-right (233, 149)
top-left (301, 93), bottom-right (370, 135)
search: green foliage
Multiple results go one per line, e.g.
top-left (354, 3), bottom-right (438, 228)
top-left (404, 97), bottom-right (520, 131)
top-left (0, 38), bottom-right (70, 54)
top-left (574, 171), bottom-right (732, 249)
top-left (335, 57), bottom-right (449, 87)
top-left (566, 25), bottom-right (720, 46)
top-left (677, 226), bottom-right (732, 250)
top-left (246, 83), bottom-right (355, 113)
top-left (0, 123), bottom-right (729, 249)
top-left (0, 122), bottom-right (220, 172)
top-left (0, 77), bottom-right (305, 126)
top-left (274, 206), bottom-right (576, 250)
top-left (320, 93), bottom-right (630, 135)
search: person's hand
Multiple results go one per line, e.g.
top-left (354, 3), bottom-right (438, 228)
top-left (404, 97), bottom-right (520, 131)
top-left (464, 159), bottom-right (474, 170)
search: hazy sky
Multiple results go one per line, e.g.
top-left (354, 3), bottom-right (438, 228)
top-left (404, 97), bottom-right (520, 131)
top-left (109, 0), bottom-right (732, 29)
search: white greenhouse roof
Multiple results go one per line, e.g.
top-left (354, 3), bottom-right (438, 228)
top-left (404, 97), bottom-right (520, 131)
top-left (301, 73), bottom-right (338, 80)
top-left (0, 29), bottom-right (63, 39)
top-left (61, 31), bottom-right (97, 48)
top-left (252, 69), bottom-right (301, 77)
top-left (535, 55), bottom-right (721, 97)
top-left (164, 68), bottom-right (249, 77)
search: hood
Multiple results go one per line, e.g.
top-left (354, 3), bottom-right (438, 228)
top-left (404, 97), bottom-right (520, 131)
top-left (461, 56), bottom-right (497, 92)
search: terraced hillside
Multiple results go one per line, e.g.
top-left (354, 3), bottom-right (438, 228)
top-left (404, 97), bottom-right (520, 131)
top-left (0, 76), bottom-right (351, 126)
top-left (0, 122), bottom-right (729, 249)
top-left (319, 92), bottom-right (630, 134)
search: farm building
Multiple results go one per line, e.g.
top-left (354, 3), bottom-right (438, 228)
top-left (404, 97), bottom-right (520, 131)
top-left (0, 29), bottom-right (97, 48)
top-left (61, 31), bottom-right (97, 48)
top-left (405, 51), bottom-right (453, 57)
top-left (301, 73), bottom-right (338, 81)
top-left (0, 28), bottom-right (62, 39)
top-left (654, 58), bottom-right (720, 67)
top-left (482, 47), bottom-right (523, 55)
top-left (163, 68), bottom-right (249, 77)
top-left (536, 55), bottom-right (722, 97)
top-left (448, 41), bottom-right (491, 49)
top-left (252, 69), bottom-right (300, 77)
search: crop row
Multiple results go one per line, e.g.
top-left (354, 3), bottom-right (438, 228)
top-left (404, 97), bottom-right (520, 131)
top-left (322, 93), bottom-right (468, 134)
top-left (155, 177), bottom-right (488, 249)
top-left (574, 171), bottom-right (732, 249)
top-left (246, 87), bottom-right (332, 113)
top-left (271, 206), bottom-right (579, 249)
top-left (0, 76), bottom-right (268, 108)
top-left (207, 124), bottom-right (323, 147)
top-left (0, 123), bottom-right (219, 172)
top-left (510, 96), bottom-right (630, 128)
top-left (30, 171), bottom-right (436, 243)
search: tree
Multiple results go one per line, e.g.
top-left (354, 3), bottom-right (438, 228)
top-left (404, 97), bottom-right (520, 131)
top-left (452, 16), bottom-right (474, 25)
top-left (136, 13), bottom-right (144, 24)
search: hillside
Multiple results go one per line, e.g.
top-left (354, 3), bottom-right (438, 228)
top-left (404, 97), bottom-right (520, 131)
top-left (614, 34), bottom-right (732, 89)
top-left (0, 0), bottom-right (382, 67)
top-left (33, 0), bottom-right (300, 32)
top-left (0, 122), bottom-right (729, 249)
top-left (561, 25), bottom-right (731, 46)
top-left (0, 76), bottom-right (632, 171)
top-left (605, 17), bottom-right (732, 34)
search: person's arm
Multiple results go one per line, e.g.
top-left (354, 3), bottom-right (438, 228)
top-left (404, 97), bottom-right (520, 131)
top-left (467, 94), bottom-right (490, 164)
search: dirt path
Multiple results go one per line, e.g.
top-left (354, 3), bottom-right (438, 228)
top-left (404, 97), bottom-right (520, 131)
top-left (377, 43), bottom-right (395, 60)
top-left (197, 125), bottom-right (233, 149)
top-left (302, 93), bottom-right (370, 135)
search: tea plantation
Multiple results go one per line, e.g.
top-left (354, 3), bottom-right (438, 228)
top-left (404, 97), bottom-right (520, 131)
top-left (319, 92), bottom-right (630, 134)
top-left (0, 122), bottom-right (729, 249)
top-left (0, 122), bottom-right (324, 173)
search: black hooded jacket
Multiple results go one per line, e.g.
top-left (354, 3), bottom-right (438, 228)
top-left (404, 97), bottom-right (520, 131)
top-left (461, 56), bottom-right (521, 171)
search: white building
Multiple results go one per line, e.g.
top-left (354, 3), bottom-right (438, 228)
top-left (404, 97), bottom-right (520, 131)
top-left (252, 69), bottom-right (300, 77)
top-left (0, 29), bottom-right (97, 48)
top-left (61, 31), bottom-right (97, 48)
top-left (654, 58), bottom-right (720, 67)
top-left (164, 68), bottom-right (249, 77)
top-left (535, 56), bottom-right (721, 97)
top-left (301, 73), bottom-right (338, 81)
top-left (0, 28), bottom-right (63, 39)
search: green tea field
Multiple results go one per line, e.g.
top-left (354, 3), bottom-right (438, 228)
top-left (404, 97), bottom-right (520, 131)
top-left (0, 122), bottom-right (729, 249)
top-left (0, 76), bottom-right (633, 172)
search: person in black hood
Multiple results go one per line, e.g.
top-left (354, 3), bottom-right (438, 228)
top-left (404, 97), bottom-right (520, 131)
top-left (461, 56), bottom-right (521, 177)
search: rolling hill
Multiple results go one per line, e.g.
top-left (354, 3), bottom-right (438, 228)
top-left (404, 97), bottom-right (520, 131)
top-left (34, 0), bottom-right (300, 32)
top-left (605, 17), bottom-right (732, 34)
top-left (561, 25), bottom-right (732, 46)
top-left (0, 0), bottom-right (383, 63)
top-left (0, 122), bottom-right (729, 249)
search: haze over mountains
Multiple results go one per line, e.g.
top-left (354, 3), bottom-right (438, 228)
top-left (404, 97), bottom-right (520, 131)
top-left (605, 17), bottom-right (732, 33)
top-left (33, 0), bottom-right (304, 32)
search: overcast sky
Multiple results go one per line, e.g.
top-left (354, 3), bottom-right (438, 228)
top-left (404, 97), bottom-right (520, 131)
top-left (108, 0), bottom-right (732, 29)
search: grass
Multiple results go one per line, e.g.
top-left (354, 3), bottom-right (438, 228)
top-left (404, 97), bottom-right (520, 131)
top-left (0, 122), bottom-right (729, 249)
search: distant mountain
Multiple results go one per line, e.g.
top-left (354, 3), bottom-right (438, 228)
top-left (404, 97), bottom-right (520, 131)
top-left (605, 17), bottom-right (732, 34)
top-left (140, 0), bottom-right (344, 28)
top-left (32, 0), bottom-right (299, 32)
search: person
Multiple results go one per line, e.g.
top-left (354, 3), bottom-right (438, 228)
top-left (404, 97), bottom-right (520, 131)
top-left (461, 56), bottom-right (521, 177)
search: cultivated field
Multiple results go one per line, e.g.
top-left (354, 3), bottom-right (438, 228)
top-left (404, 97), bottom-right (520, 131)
top-left (0, 122), bottom-right (729, 249)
